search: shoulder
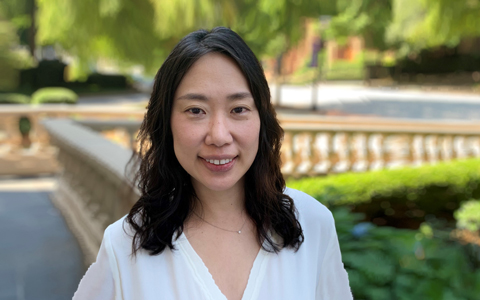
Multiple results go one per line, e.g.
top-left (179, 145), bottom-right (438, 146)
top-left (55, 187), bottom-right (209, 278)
top-left (284, 187), bottom-right (333, 222)
top-left (284, 187), bottom-right (335, 234)
top-left (102, 215), bottom-right (135, 255)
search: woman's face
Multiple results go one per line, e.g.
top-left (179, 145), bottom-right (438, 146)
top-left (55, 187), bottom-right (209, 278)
top-left (171, 52), bottom-right (261, 194)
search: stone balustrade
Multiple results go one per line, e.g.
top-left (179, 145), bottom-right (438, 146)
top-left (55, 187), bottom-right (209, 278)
top-left (80, 116), bottom-right (480, 177)
top-left (280, 125), bottom-right (480, 176)
top-left (3, 106), bottom-right (480, 178)
top-left (42, 118), bottom-right (139, 265)
top-left (0, 105), bottom-right (145, 175)
top-left (278, 115), bottom-right (480, 176)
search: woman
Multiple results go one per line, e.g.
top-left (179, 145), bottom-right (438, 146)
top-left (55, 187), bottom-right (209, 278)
top-left (74, 27), bottom-right (352, 300)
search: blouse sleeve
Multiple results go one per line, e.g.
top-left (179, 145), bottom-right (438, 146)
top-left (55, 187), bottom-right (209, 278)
top-left (73, 226), bottom-right (116, 300)
top-left (316, 228), bottom-right (353, 300)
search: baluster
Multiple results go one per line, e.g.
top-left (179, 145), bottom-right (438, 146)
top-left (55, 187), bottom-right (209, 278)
top-left (295, 133), bottom-right (313, 174)
top-left (385, 134), bottom-right (409, 169)
top-left (412, 134), bottom-right (425, 166)
top-left (312, 132), bottom-right (332, 174)
top-left (281, 131), bottom-right (295, 175)
top-left (399, 134), bottom-right (411, 167)
top-left (425, 135), bottom-right (439, 164)
top-left (351, 133), bottom-right (368, 172)
top-left (440, 135), bottom-right (453, 161)
top-left (369, 133), bottom-right (385, 170)
top-left (454, 136), bottom-right (467, 158)
top-left (407, 134), bottom-right (414, 164)
top-left (469, 136), bottom-right (480, 158)
top-left (332, 132), bottom-right (351, 173)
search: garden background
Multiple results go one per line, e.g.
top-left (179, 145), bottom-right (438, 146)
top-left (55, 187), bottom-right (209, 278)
top-left (1, 1), bottom-right (480, 299)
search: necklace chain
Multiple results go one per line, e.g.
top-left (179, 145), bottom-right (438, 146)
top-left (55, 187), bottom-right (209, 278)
top-left (192, 210), bottom-right (246, 234)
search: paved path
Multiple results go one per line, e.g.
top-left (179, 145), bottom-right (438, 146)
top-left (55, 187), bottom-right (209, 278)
top-left (273, 84), bottom-right (480, 120)
top-left (77, 92), bottom-right (148, 106)
top-left (0, 177), bottom-right (84, 300)
top-left (77, 84), bottom-right (480, 120)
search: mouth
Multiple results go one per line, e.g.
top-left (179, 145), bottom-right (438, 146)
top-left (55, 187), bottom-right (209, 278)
top-left (201, 156), bottom-right (237, 166)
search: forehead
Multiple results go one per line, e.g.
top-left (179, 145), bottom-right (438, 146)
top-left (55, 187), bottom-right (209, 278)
top-left (174, 52), bottom-right (251, 99)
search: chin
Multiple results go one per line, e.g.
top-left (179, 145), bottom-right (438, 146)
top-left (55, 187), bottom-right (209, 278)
top-left (194, 177), bottom-right (243, 193)
top-left (204, 182), bottom-right (237, 192)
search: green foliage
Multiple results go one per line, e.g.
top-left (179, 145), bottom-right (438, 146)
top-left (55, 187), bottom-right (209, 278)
top-left (0, 0), bottom-right (36, 91)
top-left (0, 93), bottom-right (30, 104)
top-left (324, 54), bottom-right (365, 80)
top-left (455, 199), bottom-right (480, 232)
top-left (288, 159), bottom-right (480, 228)
top-left (36, 0), bottom-right (337, 76)
top-left (328, 0), bottom-right (480, 55)
top-left (286, 49), bottom-right (365, 84)
top-left (0, 5), bottom-right (20, 90)
top-left (18, 116), bottom-right (31, 135)
top-left (386, 0), bottom-right (480, 55)
top-left (326, 0), bottom-right (392, 50)
top-left (332, 207), bottom-right (480, 300)
top-left (1, 0), bottom-right (33, 31)
top-left (287, 158), bottom-right (480, 207)
top-left (31, 87), bottom-right (78, 104)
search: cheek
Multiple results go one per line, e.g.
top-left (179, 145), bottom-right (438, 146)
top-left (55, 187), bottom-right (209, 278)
top-left (242, 119), bottom-right (261, 150)
top-left (171, 121), bottom-right (203, 157)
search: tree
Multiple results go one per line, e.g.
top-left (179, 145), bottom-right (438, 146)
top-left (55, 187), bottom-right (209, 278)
top-left (0, 11), bottom-right (17, 90)
top-left (0, 1), bottom-right (33, 90)
top-left (386, 0), bottom-right (480, 55)
top-left (36, 0), bottom-right (337, 75)
top-left (1, 0), bottom-right (37, 58)
top-left (325, 0), bottom-right (392, 50)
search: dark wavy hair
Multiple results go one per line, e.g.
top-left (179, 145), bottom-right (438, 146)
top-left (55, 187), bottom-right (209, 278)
top-left (126, 27), bottom-right (303, 256)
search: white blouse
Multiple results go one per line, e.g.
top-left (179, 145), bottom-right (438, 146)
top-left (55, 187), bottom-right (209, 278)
top-left (73, 188), bottom-right (353, 300)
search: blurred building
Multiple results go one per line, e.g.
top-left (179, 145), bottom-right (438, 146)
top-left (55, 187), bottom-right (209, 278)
top-left (264, 19), bottom-right (364, 83)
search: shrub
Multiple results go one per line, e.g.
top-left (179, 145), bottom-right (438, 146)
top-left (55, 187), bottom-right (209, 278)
top-left (455, 199), bottom-right (480, 232)
top-left (87, 73), bottom-right (127, 88)
top-left (287, 159), bottom-right (480, 228)
top-left (0, 93), bottom-right (30, 104)
top-left (333, 207), bottom-right (480, 300)
top-left (453, 199), bottom-right (480, 268)
top-left (31, 87), bottom-right (78, 104)
top-left (18, 116), bottom-right (31, 135)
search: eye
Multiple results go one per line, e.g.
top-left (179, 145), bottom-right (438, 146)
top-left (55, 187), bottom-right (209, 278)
top-left (232, 107), bottom-right (248, 114)
top-left (187, 107), bottom-right (205, 115)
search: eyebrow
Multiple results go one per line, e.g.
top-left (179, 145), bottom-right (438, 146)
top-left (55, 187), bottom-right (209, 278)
top-left (176, 92), bottom-right (253, 101)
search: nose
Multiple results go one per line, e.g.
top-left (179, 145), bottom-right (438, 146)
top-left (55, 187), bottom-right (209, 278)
top-left (205, 114), bottom-right (233, 147)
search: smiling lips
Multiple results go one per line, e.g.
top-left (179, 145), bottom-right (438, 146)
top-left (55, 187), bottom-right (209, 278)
top-left (201, 156), bottom-right (237, 171)
top-left (204, 158), bottom-right (234, 165)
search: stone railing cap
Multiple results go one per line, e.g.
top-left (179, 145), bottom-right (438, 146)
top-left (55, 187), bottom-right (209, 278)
top-left (42, 118), bottom-right (134, 181)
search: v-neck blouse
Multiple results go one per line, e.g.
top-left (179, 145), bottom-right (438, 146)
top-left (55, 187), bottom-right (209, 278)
top-left (73, 188), bottom-right (353, 300)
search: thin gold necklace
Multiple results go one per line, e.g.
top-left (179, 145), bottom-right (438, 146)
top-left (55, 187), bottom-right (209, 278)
top-left (192, 210), bottom-right (246, 234)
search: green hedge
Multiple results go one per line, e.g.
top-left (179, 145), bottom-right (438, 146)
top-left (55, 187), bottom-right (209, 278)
top-left (333, 207), bottom-right (480, 300)
top-left (287, 159), bottom-right (480, 206)
top-left (287, 159), bottom-right (480, 228)
top-left (0, 93), bottom-right (30, 104)
top-left (31, 87), bottom-right (78, 104)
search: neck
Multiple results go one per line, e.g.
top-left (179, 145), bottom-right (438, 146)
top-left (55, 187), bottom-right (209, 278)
top-left (191, 180), bottom-right (245, 222)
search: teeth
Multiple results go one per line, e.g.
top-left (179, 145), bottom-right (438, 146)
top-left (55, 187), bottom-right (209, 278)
top-left (206, 158), bottom-right (233, 165)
